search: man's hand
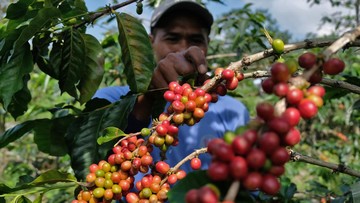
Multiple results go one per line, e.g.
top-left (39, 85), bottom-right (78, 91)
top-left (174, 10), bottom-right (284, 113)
top-left (132, 46), bottom-right (208, 122)
top-left (150, 46), bottom-right (208, 89)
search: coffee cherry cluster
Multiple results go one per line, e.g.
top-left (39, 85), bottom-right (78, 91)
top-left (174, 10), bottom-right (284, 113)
top-left (72, 136), bottom-right (156, 203)
top-left (214, 68), bottom-right (244, 93)
top-left (163, 81), bottom-right (218, 126)
top-left (205, 130), bottom-right (286, 197)
top-left (298, 52), bottom-right (345, 83)
top-left (262, 62), bottom-right (327, 121)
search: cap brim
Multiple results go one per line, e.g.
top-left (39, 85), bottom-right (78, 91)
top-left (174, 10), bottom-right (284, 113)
top-left (151, 1), bottom-right (213, 30)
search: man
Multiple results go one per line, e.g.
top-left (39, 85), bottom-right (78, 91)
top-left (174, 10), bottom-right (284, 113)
top-left (93, 0), bottom-right (250, 172)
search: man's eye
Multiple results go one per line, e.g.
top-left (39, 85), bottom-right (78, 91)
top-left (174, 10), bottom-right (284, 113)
top-left (165, 37), bottom-right (179, 42)
top-left (191, 38), bottom-right (205, 44)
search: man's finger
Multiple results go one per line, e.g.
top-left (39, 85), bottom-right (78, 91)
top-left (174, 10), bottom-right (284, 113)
top-left (183, 46), bottom-right (208, 74)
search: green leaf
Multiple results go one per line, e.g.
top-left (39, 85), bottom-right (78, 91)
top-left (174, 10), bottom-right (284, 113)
top-left (0, 116), bottom-right (73, 155)
top-left (97, 127), bottom-right (126, 145)
top-left (0, 27), bottom-right (25, 63)
top-left (0, 42), bottom-right (33, 109)
top-left (59, 28), bottom-right (86, 98)
top-left (14, 6), bottom-right (61, 49)
top-left (351, 181), bottom-right (360, 202)
top-left (6, 74), bottom-right (32, 119)
top-left (33, 116), bottom-right (75, 156)
top-left (0, 170), bottom-right (77, 198)
top-left (5, 0), bottom-right (34, 20)
top-left (353, 99), bottom-right (360, 110)
top-left (10, 196), bottom-right (32, 203)
top-left (77, 34), bottom-right (105, 104)
top-left (0, 120), bottom-right (38, 148)
top-left (65, 95), bottom-right (137, 180)
top-left (116, 12), bottom-right (155, 93)
top-left (47, 39), bottom-right (63, 79)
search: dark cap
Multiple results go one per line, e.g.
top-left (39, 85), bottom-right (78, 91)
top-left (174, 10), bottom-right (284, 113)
top-left (151, 0), bottom-right (213, 30)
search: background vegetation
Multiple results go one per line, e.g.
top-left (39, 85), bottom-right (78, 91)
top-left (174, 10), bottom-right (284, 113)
top-left (0, 0), bottom-right (359, 202)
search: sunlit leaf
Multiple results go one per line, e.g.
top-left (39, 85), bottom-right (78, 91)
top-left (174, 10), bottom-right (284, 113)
top-left (0, 170), bottom-right (76, 194)
top-left (97, 127), bottom-right (126, 145)
top-left (116, 12), bottom-right (155, 93)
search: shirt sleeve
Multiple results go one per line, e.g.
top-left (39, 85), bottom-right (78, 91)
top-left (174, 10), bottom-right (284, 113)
top-left (92, 86), bottom-right (150, 133)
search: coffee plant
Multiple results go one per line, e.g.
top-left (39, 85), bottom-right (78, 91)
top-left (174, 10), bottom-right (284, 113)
top-left (0, 0), bottom-right (360, 203)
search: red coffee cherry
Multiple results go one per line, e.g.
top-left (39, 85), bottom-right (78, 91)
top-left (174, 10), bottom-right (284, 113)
top-left (225, 77), bottom-right (239, 90)
top-left (198, 185), bottom-right (219, 203)
top-left (190, 157), bottom-right (202, 170)
top-left (273, 82), bottom-right (289, 97)
top-left (207, 161), bottom-right (229, 181)
top-left (259, 132), bottom-right (280, 155)
top-left (269, 165), bottom-right (285, 177)
top-left (271, 147), bottom-right (290, 165)
top-left (261, 78), bottom-right (275, 94)
top-left (307, 85), bottom-right (326, 97)
top-left (261, 174), bottom-right (281, 195)
top-left (232, 136), bottom-right (251, 155)
top-left (268, 117), bottom-right (290, 135)
top-left (283, 127), bottom-right (301, 146)
top-left (163, 90), bottom-right (175, 102)
top-left (243, 172), bottom-right (263, 190)
top-left (221, 69), bottom-right (235, 80)
top-left (286, 88), bottom-right (304, 105)
top-left (323, 58), bottom-right (345, 75)
top-left (298, 99), bottom-right (318, 119)
top-left (281, 107), bottom-right (301, 127)
top-left (298, 52), bottom-right (317, 69)
top-left (246, 148), bottom-right (266, 169)
top-left (229, 156), bottom-right (248, 180)
top-left (309, 69), bottom-right (323, 84)
top-left (155, 161), bottom-right (170, 174)
top-left (271, 62), bottom-right (290, 83)
top-left (185, 189), bottom-right (200, 203)
top-left (256, 102), bottom-right (275, 121)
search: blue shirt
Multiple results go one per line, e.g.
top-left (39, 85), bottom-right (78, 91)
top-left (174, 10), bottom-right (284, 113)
top-left (93, 86), bottom-right (250, 172)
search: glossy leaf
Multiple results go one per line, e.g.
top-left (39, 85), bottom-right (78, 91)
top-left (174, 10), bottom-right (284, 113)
top-left (0, 116), bottom-right (73, 156)
top-left (14, 6), bottom-right (61, 49)
top-left (0, 170), bottom-right (77, 196)
top-left (65, 95), bottom-right (137, 180)
top-left (0, 42), bottom-right (33, 109)
top-left (116, 12), bottom-right (155, 93)
top-left (77, 34), bottom-right (105, 104)
top-left (97, 127), bottom-right (126, 145)
top-left (33, 116), bottom-right (75, 156)
top-left (6, 75), bottom-right (31, 119)
top-left (0, 119), bottom-right (39, 148)
top-left (59, 28), bottom-right (86, 98)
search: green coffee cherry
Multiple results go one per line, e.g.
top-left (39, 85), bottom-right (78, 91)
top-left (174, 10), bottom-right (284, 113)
top-left (272, 38), bottom-right (285, 54)
top-left (136, 2), bottom-right (143, 15)
top-left (141, 127), bottom-right (150, 136)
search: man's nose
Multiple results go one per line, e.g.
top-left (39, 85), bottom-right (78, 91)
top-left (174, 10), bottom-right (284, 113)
top-left (176, 39), bottom-right (190, 52)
